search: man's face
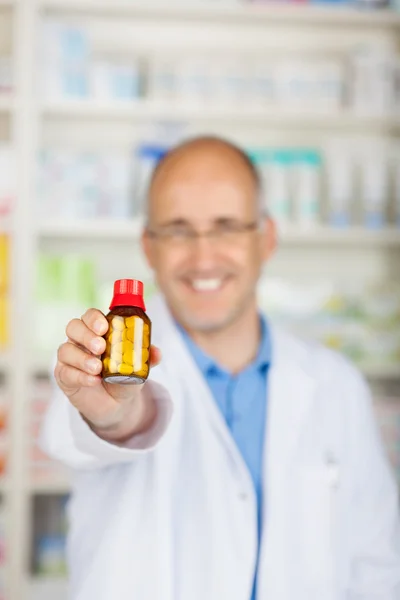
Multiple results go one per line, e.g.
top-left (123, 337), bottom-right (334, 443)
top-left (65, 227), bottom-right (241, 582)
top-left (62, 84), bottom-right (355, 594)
top-left (142, 148), bottom-right (276, 333)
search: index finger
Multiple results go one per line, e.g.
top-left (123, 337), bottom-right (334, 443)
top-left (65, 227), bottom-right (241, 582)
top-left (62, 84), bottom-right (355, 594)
top-left (81, 308), bottom-right (109, 336)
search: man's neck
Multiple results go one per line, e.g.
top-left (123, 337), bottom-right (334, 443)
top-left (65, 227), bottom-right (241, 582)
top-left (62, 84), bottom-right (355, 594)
top-left (185, 302), bottom-right (261, 374)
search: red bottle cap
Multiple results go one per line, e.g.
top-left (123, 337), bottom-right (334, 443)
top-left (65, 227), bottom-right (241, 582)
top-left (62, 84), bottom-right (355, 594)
top-left (109, 279), bottom-right (146, 310)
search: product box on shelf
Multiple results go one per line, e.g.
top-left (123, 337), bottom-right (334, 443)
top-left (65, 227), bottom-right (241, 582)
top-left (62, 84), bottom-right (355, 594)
top-left (34, 255), bottom-right (96, 358)
top-left (0, 146), bottom-right (15, 217)
top-left (37, 149), bottom-right (134, 220)
top-left (248, 147), bottom-right (323, 229)
top-left (258, 277), bottom-right (400, 371)
top-left (32, 495), bottom-right (69, 578)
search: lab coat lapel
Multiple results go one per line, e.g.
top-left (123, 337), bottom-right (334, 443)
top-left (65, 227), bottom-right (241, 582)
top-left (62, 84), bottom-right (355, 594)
top-left (266, 326), bottom-right (317, 476)
top-left (258, 326), bottom-right (317, 598)
top-left (149, 294), bottom-right (263, 483)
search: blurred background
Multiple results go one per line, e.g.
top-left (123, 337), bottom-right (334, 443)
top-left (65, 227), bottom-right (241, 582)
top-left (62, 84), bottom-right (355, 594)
top-left (0, 0), bottom-right (400, 598)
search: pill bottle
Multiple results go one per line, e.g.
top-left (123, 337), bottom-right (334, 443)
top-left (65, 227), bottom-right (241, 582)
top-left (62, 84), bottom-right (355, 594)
top-left (101, 279), bottom-right (151, 384)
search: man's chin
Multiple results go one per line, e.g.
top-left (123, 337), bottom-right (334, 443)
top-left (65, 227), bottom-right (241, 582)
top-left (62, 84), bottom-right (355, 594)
top-left (178, 310), bottom-right (233, 333)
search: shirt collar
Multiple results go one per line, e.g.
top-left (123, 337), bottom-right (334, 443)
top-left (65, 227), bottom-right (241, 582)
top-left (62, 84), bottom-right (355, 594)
top-left (177, 315), bottom-right (271, 377)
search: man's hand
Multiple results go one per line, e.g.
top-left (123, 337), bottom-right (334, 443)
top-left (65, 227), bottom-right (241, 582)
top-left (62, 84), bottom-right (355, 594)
top-left (54, 308), bottom-right (161, 443)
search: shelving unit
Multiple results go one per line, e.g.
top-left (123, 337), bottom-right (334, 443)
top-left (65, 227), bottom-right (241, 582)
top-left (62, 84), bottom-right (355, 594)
top-left (28, 480), bottom-right (70, 496)
top-left (41, 101), bottom-right (400, 130)
top-left (27, 576), bottom-right (67, 600)
top-left (39, 0), bottom-right (400, 28)
top-left (37, 219), bottom-right (400, 246)
top-left (2, 2), bottom-right (400, 600)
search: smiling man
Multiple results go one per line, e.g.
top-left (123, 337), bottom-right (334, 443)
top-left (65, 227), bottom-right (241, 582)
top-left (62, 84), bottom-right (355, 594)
top-left (42, 136), bottom-right (400, 600)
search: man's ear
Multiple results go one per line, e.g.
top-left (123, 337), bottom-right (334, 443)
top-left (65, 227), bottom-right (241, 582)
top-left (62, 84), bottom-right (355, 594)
top-left (141, 229), bottom-right (155, 269)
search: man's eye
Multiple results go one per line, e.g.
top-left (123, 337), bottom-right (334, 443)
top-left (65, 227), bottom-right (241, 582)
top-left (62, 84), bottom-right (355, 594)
top-left (216, 223), bottom-right (240, 234)
top-left (168, 228), bottom-right (192, 238)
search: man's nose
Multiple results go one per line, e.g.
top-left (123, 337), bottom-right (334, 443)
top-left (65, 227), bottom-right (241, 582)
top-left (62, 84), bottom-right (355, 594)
top-left (189, 233), bottom-right (218, 268)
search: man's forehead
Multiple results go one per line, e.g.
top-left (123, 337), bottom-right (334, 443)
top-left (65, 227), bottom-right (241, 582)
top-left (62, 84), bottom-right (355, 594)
top-left (148, 178), bottom-right (257, 218)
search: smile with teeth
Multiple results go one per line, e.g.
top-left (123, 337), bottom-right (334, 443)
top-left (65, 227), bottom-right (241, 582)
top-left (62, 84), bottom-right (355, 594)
top-left (189, 278), bottom-right (226, 292)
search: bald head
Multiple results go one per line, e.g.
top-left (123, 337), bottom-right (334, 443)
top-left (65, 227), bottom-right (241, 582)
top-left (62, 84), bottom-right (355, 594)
top-left (141, 135), bottom-right (276, 336)
top-left (146, 136), bottom-right (262, 222)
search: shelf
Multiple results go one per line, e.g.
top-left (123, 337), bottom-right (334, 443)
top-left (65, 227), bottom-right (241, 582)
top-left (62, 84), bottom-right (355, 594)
top-left (37, 217), bottom-right (144, 239)
top-left (0, 352), bottom-right (11, 371)
top-left (39, 1), bottom-right (400, 28)
top-left (41, 101), bottom-right (400, 130)
top-left (37, 220), bottom-right (400, 247)
top-left (278, 226), bottom-right (400, 246)
top-left (362, 364), bottom-right (400, 380)
top-left (27, 577), bottom-right (68, 600)
top-left (29, 479), bottom-right (71, 495)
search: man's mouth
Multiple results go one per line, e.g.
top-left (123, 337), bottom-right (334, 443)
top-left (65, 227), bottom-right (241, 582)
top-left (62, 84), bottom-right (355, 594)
top-left (185, 277), bottom-right (228, 293)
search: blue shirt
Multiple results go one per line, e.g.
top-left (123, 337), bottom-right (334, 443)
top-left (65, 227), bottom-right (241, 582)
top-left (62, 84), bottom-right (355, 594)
top-left (179, 318), bottom-right (271, 600)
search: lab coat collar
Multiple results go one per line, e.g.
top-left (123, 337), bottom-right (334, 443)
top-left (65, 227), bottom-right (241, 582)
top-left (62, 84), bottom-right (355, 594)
top-left (174, 315), bottom-right (272, 378)
top-left (148, 293), bottom-right (317, 473)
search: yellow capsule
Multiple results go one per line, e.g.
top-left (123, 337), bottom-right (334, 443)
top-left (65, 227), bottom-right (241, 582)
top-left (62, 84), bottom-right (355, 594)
top-left (123, 351), bottom-right (134, 366)
top-left (142, 348), bottom-right (149, 363)
top-left (135, 367), bottom-right (149, 379)
top-left (111, 316), bottom-right (125, 331)
top-left (108, 330), bottom-right (122, 344)
top-left (143, 331), bottom-right (150, 347)
top-left (105, 340), bottom-right (112, 356)
top-left (111, 341), bottom-right (123, 354)
top-left (125, 315), bottom-right (138, 328)
top-left (111, 352), bottom-right (122, 365)
top-left (122, 340), bottom-right (133, 354)
top-left (102, 357), bottom-right (110, 372)
top-left (118, 363), bottom-right (134, 376)
top-left (126, 327), bottom-right (134, 342)
top-left (143, 323), bottom-right (150, 334)
top-left (109, 359), bottom-right (119, 373)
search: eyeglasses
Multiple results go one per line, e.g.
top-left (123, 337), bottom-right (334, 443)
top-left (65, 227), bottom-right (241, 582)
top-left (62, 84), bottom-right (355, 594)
top-left (145, 220), bottom-right (260, 247)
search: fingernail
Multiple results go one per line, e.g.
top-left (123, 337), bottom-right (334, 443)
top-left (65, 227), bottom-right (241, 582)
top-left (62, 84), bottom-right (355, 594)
top-left (86, 358), bottom-right (100, 374)
top-left (91, 339), bottom-right (104, 354)
top-left (94, 319), bottom-right (105, 334)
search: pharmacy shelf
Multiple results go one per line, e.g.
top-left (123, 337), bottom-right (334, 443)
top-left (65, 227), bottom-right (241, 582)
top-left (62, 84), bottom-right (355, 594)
top-left (278, 226), bottom-right (400, 246)
top-left (362, 364), bottom-right (400, 380)
top-left (29, 480), bottom-right (71, 495)
top-left (37, 218), bottom-right (144, 239)
top-left (39, 0), bottom-right (400, 29)
top-left (0, 352), bottom-right (11, 372)
top-left (0, 479), bottom-right (9, 494)
top-left (27, 577), bottom-right (68, 600)
top-left (37, 220), bottom-right (400, 247)
top-left (41, 101), bottom-right (400, 130)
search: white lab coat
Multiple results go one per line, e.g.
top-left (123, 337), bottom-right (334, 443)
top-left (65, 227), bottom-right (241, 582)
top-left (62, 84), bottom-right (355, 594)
top-left (41, 294), bottom-right (400, 600)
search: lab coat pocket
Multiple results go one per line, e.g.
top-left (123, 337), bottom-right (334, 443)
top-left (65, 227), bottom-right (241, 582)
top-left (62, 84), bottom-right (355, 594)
top-left (298, 463), bottom-right (339, 592)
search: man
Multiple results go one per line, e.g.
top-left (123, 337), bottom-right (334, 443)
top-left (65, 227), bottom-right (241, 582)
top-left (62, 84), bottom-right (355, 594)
top-left (42, 136), bottom-right (400, 600)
